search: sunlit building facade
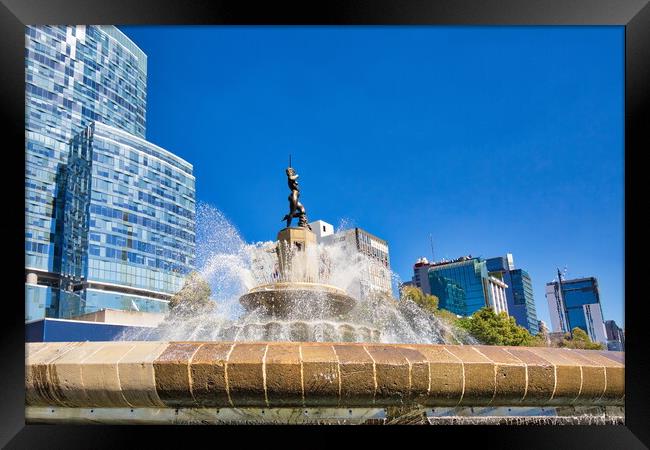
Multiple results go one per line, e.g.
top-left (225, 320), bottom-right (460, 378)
top-left (427, 257), bottom-right (489, 316)
top-left (58, 122), bottom-right (196, 317)
top-left (413, 255), bottom-right (511, 317)
top-left (310, 221), bottom-right (392, 298)
top-left (545, 276), bottom-right (607, 345)
top-left (25, 26), bottom-right (196, 321)
top-left (25, 25), bottom-right (148, 319)
top-left (486, 254), bottom-right (540, 334)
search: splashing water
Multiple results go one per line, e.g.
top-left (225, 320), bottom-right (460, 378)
top-left (122, 202), bottom-right (476, 345)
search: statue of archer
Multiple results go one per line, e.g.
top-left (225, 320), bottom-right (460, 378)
top-left (281, 156), bottom-right (311, 229)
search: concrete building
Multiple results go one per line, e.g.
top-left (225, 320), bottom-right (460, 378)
top-left (486, 254), bottom-right (540, 334)
top-left (487, 276), bottom-right (509, 315)
top-left (412, 257), bottom-right (434, 295)
top-left (604, 320), bottom-right (625, 351)
top-left (309, 220), bottom-right (392, 298)
top-left (310, 220), bottom-right (335, 242)
top-left (545, 275), bottom-right (607, 346)
top-left (71, 308), bottom-right (166, 327)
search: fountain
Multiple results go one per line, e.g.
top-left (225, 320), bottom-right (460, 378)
top-left (236, 163), bottom-right (382, 342)
top-left (143, 161), bottom-right (464, 345)
top-left (24, 160), bottom-right (625, 425)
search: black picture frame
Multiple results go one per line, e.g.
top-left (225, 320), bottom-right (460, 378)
top-left (1, 0), bottom-right (648, 447)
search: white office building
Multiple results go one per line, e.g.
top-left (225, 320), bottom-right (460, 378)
top-left (309, 220), bottom-right (392, 298)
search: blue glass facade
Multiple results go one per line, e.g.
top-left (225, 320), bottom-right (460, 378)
top-left (509, 269), bottom-right (539, 334)
top-left (25, 284), bottom-right (53, 321)
top-left (25, 26), bottom-right (196, 320)
top-left (26, 26), bottom-right (147, 274)
top-left (427, 258), bottom-right (489, 316)
top-left (561, 278), bottom-right (601, 334)
top-left (486, 256), bottom-right (539, 334)
top-left (25, 26), bottom-right (148, 318)
top-left (546, 276), bottom-right (607, 344)
top-left (59, 122), bottom-right (196, 317)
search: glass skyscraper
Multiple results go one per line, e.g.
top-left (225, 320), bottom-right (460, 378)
top-left (25, 25), bottom-right (195, 320)
top-left (427, 257), bottom-right (490, 316)
top-left (486, 254), bottom-right (540, 334)
top-left (58, 122), bottom-right (195, 317)
top-left (545, 276), bottom-right (607, 345)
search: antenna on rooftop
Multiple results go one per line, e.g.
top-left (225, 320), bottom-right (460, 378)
top-left (429, 233), bottom-right (435, 262)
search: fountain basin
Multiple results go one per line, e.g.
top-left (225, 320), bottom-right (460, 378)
top-left (239, 281), bottom-right (357, 318)
top-left (26, 341), bottom-right (624, 412)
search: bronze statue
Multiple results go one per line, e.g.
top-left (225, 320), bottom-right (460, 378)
top-left (281, 161), bottom-right (311, 229)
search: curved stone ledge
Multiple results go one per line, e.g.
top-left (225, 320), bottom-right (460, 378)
top-left (26, 341), bottom-right (624, 409)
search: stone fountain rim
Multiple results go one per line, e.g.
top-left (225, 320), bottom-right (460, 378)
top-left (246, 281), bottom-right (349, 294)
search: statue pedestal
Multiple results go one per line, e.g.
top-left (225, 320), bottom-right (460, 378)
top-left (276, 227), bottom-right (318, 282)
top-left (238, 226), bottom-right (367, 335)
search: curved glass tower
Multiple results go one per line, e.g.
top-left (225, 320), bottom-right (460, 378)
top-left (25, 26), bottom-right (195, 320)
top-left (26, 26), bottom-right (147, 274)
top-left (60, 122), bottom-right (195, 317)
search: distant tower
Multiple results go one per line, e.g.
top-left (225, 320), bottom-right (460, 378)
top-left (545, 275), bottom-right (607, 345)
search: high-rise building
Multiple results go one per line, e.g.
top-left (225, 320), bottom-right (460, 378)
top-left (25, 26), bottom-right (195, 320)
top-left (545, 276), bottom-right (607, 345)
top-left (425, 256), bottom-right (509, 317)
top-left (26, 25), bottom-right (148, 318)
top-left (56, 122), bottom-right (196, 318)
top-left (309, 221), bottom-right (392, 298)
top-left (412, 257), bottom-right (433, 295)
top-left (604, 320), bottom-right (625, 351)
top-left (486, 254), bottom-right (540, 334)
top-left (26, 26), bottom-right (147, 270)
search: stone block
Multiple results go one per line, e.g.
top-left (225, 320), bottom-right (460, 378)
top-left (365, 345), bottom-right (410, 405)
top-left (555, 350), bottom-right (606, 403)
top-left (80, 342), bottom-right (137, 407)
top-left (568, 350), bottom-right (624, 403)
top-left (397, 346), bottom-right (431, 403)
top-left (49, 342), bottom-right (108, 407)
top-left (473, 346), bottom-right (526, 405)
top-left (153, 342), bottom-right (203, 407)
top-left (300, 343), bottom-right (340, 406)
top-left (26, 342), bottom-right (83, 406)
top-left (265, 343), bottom-right (303, 406)
top-left (117, 341), bottom-right (168, 407)
top-left (445, 346), bottom-right (495, 406)
top-left (502, 347), bottom-right (555, 404)
top-left (528, 348), bottom-right (583, 405)
top-left (189, 342), bottom-right (233, 407)
top-left (227, 343), bottom-right (267, 407)
top-left (333, 344), bottom-right (375, 406)
top-left (412, 345), bottom-right (463, 406)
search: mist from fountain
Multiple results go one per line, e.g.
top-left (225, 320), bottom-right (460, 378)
top-left (122, 202), bottom-right (476, 345)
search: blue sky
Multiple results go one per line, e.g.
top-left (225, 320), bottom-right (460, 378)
top-left (119, 26), bottom-right (624, 329)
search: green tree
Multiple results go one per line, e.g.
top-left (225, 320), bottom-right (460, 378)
top-left (400, 285), bottom-right (462, 327)
top-left (168, 271), bottom-right (213, 317)
top-left (400, 285), bottom-right (439, 313)
top-left (456, 307), bottom-right (534, 346)
top-left (559, 327), bottom-right (605, 350)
